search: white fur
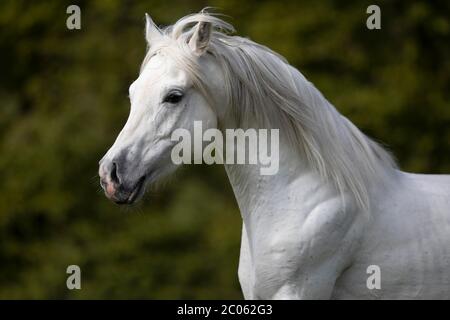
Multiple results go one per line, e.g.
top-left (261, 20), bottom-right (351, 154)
top-left (101, 10), bottom-right (450, 299)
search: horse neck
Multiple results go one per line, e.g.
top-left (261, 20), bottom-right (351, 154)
top-left (221, 126), bottom-right (333, 226)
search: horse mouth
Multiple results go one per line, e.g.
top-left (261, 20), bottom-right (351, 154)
top-left (114, 175), bottom-right (147, 205)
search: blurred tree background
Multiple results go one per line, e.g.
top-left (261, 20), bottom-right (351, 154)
top-left (0, 0), bottom-right (448, 299)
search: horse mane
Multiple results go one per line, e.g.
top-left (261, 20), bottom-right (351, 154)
top-left (142, 10), bottom-right (398, 213)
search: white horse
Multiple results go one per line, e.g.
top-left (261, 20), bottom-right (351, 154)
top-left (99, 11), bottom-right (450, 299)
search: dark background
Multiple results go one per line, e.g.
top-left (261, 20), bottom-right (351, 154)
top-left (0, 0), bottom-right (448, 298)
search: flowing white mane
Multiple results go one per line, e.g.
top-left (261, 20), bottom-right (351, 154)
top-left (142, 11), bottom-right (397, 212)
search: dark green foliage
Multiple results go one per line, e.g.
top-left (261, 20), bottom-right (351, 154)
top-left (0, 0), bottom-right (448, 298)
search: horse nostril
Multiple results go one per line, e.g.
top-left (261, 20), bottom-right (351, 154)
top-left (110, 162), bottom-right (121, 184)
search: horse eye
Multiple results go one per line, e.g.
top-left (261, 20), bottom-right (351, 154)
top-left (163, 92), bottom-right (184, 104)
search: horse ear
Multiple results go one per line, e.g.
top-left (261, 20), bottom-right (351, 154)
top-left (145, 13), bottom-right (162, 46)
top-left (189, 21), bottom-right (212, 55)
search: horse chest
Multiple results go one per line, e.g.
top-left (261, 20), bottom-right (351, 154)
top-left (238, 195), bottom-right (364, 299)
top-left (239, 228), bottom-right (305, 299)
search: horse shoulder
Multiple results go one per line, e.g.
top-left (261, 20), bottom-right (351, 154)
top-left (251, 193), bottom-right (366, 299)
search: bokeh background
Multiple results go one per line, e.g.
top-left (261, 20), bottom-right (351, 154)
top-left (0, 0), bottom-right (449, 299)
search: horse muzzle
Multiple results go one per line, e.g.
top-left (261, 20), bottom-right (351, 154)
top-left (99, 159), bottom-right (146, 205)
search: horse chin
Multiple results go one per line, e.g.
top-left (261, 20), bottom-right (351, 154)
top-left (127, 175), bottom-right (148, 204)
top-left (114, 175), bottom-right (148, 205)
top-left (114, 163), bottom-right (176, 205)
